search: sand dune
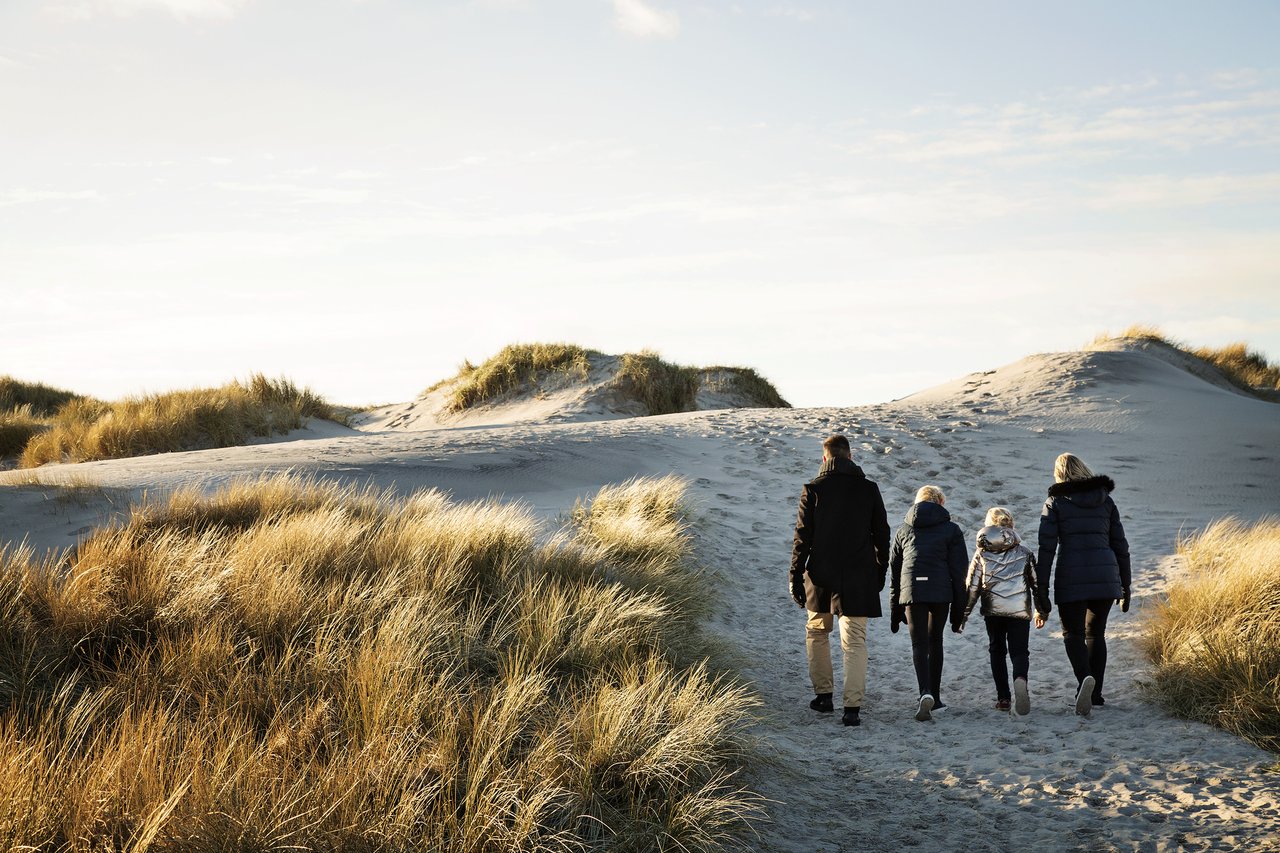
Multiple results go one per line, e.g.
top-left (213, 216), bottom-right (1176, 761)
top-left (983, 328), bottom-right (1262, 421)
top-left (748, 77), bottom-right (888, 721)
top-left (3, 342), bottom-right (1278, 850)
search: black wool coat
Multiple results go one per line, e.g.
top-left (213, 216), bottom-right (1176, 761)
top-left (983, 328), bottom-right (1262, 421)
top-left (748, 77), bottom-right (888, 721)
top-left (790, 458), bottom-right (892, 617)
top-left (1036, 475), bottom-right (1131, 606)
top-left (889, 501), bottom-right (969, 608)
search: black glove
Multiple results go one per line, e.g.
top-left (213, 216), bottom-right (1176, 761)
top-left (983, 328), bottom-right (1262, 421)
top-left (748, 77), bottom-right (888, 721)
top-left (950, 620), bottom-right (963, 634)
top-left (790, 575), bottom-right (806, 608)
top-left (1035, 590), bottom-right (1052, 617)
top-left (890, 603), bottom-right (905, 634)
top-left (1119, 586), bottom-right (1131, 613)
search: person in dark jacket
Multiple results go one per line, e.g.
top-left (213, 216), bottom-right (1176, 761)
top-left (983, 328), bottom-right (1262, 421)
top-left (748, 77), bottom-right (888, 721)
top-left (790, 434), bottom-right (892, 728)
top-left (889, 485), bottom-right (968, 722)
top-left (1036, 452), bottom-right (1132, 716)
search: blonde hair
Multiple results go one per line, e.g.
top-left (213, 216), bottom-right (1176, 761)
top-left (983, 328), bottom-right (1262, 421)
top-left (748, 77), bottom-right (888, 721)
top-left (985, 506), bottom-right (1014, 528)
top-left (915, 485), bottom-right (945, 505)
top-left (1054, 452), bottom-right (1094, 483)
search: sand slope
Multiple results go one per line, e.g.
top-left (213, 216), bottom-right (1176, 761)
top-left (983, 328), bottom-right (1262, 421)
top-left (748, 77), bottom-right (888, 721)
top-left (3, 343), bottom-right (1279, 850)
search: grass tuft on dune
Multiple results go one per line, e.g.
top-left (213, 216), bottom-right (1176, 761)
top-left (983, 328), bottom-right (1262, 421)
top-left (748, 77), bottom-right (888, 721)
top-left (1143, 517), bottom-right (1280, 754)
top-left (438, 342), bottom-right (790, 415)
top-left (0, 474), bottom-right (762, 851)
top-left (18, 374), bottom-right (339, 468)
top-left (1093, 325), bottom-right (1280, 399)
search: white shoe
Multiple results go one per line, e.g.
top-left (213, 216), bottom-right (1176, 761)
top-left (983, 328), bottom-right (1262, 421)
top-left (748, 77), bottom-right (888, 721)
top-left (1013, 678), bottom-right (1031, 716)
top-left (915, 694), bottom-right (935, 722)
top-left (1075, 676), bottom-right (1095, 717)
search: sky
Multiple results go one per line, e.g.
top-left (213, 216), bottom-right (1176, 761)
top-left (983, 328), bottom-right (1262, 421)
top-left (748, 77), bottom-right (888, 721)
top-left (3, 0), bottom-right (1279, 407)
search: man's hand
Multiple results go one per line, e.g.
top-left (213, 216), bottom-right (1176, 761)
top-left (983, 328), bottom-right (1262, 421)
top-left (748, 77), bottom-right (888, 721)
top-left (890, 603), bottom-right (905, 634)
top-left (1035, 591), bottom-right (1052, 617)
top-left (790, 575), bottom-right (806, 608)
top-left (1119, 586), bottom-right (1131, 613)
top-left (950, 620), bottom-right (963, 634)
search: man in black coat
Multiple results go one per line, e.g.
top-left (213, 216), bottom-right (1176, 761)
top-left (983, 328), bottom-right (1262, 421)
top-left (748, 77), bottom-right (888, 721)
top-left (790, 434), bottom-right (892, 727)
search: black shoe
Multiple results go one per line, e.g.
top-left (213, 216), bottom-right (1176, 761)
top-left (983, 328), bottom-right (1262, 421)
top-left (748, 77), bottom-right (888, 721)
top-left (1092, 696), bottom-right (1105, 707)
top-left (842, 707), bottom-right (861, 727)
top-left (809, 693), bottom-right (834, 713)
top-left (932, 701), bottom-right (947, 713)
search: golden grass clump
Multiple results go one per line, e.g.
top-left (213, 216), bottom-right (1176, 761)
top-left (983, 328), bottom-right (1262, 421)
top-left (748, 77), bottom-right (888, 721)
top-left (0, 474), bottom-right (762, 851)
top-left (19, 374), bottom-right (339, 468)
top-left (0, 376), bottom-right (83, 417)
top-left (701, 366), bottom-right (791, 409)
top-left (1143, 517), bottom-right (1280, 753)
top-left (615, 352), bottom-right (701, 416)
top-left (0, 405), bottom-right (50, 459)
top-left (446, 343), bottom-right (593, 411)
top-left (1093, 325), bottom-right (1280, 398)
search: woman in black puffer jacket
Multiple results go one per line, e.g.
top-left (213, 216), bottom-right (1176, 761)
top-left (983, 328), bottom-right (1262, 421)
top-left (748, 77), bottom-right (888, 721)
top-left (1035, 453), bottom-right (1132, 716)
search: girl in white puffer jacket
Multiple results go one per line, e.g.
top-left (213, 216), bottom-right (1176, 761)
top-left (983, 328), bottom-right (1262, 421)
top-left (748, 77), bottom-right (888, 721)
top-left (959, 507), bottom-right (1045, 716)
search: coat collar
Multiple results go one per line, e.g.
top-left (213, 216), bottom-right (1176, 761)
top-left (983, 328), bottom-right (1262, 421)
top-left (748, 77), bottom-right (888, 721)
top-left (1048, 474), bottom-right (1116, 497)
top-left (817, 456), bottom-right (865, 479)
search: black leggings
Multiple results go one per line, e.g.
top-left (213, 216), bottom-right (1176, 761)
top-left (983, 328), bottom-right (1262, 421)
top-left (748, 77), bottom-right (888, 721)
top-left (1058, 598), bottom-right (1113, 700)
top-left (985, 615), bottom-right (1030, 701)
top-left (906, 602), bottom-right (950, 701)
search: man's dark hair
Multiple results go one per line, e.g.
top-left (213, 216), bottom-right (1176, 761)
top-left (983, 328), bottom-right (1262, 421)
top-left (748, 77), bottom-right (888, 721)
top-left (822, 434), bottom-right (851, 458)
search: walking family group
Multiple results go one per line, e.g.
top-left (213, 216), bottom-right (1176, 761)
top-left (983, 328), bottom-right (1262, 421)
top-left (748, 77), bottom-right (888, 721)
top-left (789, 435), bottom-right (1131, 728)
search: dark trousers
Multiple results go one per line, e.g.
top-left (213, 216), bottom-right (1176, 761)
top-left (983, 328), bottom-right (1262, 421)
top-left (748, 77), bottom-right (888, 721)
top-left (984, 615), bottom-right (1030, 701)
top-left (1058, 598), bottom-right (1113, 700)
top-left (906, 602), bottom-right (950, 701)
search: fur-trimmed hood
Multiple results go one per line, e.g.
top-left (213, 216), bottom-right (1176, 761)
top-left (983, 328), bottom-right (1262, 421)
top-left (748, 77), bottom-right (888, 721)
top-left (1047, 475), bottom-right (1115, 509)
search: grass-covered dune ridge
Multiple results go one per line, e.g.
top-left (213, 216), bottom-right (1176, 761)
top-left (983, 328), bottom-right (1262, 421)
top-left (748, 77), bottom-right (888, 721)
top-left (1143, 517), bottom-right (1280, 753)
top-left (0, 474), bottom-right (762, 851)
top-left (441, 342), bottom-right (790, 414)
top-left (18, 374), bottom-right (339, 468)
top-left (1092, 325), bottom-right (1280, 400)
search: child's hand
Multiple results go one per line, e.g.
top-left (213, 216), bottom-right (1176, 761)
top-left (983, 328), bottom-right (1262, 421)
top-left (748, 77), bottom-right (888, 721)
top-left (1034, 614), bottom-right (1047, 629)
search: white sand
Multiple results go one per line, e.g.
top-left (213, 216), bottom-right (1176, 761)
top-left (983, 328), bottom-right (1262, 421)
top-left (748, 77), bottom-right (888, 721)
top-left (3, 342), bottom-right (1279, 850)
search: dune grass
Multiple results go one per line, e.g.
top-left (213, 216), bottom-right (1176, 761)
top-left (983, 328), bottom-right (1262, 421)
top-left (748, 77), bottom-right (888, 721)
top-left (446, 343), bottom-right (594, 411)
top-left (1093, 325), bottom-right (1280, 398)
top-left (436, 343), bottom-right (789, 416)
top-left (19, 375), bottom-right (339, 468)
top-left (615, 352), bottom-right (701, 416)
top-left (0, 405), bottom-right (50, 459)
top-left (0, 474), bottom-right (762, 851)
top-left (0, 376), bottom-right (83, 418)
top-left (701, 366), bottom-right (791, 409)
top-left (1143, 517), bottom-right (1280, 753)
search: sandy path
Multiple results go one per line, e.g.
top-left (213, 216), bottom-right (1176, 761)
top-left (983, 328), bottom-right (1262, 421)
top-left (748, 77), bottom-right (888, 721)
top-left (3, 348), bottom-right (1279, 851)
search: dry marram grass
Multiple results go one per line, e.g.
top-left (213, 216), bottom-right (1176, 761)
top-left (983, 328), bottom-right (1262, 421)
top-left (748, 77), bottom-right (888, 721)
top-left (1143, 517), bottom-right (1280, 753)
top-left (19, 374), bottom-right (339, 467)
top-left (0, 474), bottom-right (762, 851)
top-left (1093, 325), bottom-right (1280, 398)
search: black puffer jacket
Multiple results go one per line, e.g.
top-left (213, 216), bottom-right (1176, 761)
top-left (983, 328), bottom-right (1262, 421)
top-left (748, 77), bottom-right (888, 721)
top-left (1036, 475), bottom-right (1131, 606)
top-left (790, 458), bottom-right (892, 617)
top-left (889, 501), bottom-right (968, 607)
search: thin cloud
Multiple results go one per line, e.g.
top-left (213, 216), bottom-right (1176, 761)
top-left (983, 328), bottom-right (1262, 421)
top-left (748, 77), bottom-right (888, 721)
top-left (0, 189), bottom-right (102, 207)
top-left (50, 0), bottom-right (251, 21)
top-left (613, 0), bottom-right (679, 39)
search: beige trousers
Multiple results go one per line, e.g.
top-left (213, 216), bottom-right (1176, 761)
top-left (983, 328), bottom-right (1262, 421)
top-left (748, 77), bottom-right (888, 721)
top-left (806, 611), bottom-right (868, 709)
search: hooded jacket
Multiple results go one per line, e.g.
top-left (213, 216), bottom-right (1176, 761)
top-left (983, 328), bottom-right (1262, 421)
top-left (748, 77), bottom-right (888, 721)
top-left (962, 525), bottom-right (1037, 621)
top-left (889, 501), bottom-right (968, 609)
top-left (1036, 475), bottom-right (1131, 606)
top-left (790, 457), bottom-right (892, 617)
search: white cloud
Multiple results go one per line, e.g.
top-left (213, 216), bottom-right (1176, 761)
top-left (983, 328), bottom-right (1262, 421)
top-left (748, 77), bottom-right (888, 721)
top-left (50, 0), bottom-right (251, 21)
top-left (612, 0), bottom-right (679, 38)
top-left (0, 189), bottom-right (102, 206)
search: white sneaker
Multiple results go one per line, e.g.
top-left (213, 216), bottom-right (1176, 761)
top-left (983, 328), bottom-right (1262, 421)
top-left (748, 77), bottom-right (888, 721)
top-left (915, 694), bottom-right (935, 722)
top-left (1013, 678), bottom-right (1031, 716)
top-left (1075, 676), bottom-right (1095, 717)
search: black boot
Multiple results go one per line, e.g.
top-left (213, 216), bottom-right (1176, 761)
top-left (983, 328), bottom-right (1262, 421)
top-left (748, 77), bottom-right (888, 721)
top-left (842, 707), bottom-right (861, 727)
top-left (809, 693), bottom-right (834, 713)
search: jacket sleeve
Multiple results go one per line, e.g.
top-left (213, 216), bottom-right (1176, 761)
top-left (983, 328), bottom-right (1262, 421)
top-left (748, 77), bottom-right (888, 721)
top-left (1036, 498), bottom-right (1057, 599)
top-left (963, 550), bottom-right (982, 620)
top-left (790, 484), bottom-right (814, 580)
top-left (889, 529), bottom-right (903, 605)
top-left (948, 526), bottom-right (969, 611)
top-left (872, 485), bottom-right (891, 590)
top-left (1109, 498), bottom-right (1132, 589)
